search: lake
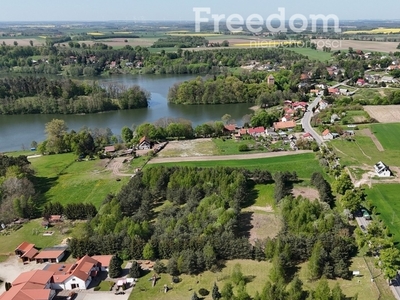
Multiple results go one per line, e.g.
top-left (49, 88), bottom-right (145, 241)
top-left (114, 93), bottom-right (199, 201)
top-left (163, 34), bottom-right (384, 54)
top-left (0, 74), bottom-right (253, 152)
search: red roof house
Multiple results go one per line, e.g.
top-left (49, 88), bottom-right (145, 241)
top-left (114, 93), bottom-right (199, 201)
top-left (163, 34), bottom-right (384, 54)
top-left (15, 242), bottom-right (38, 262)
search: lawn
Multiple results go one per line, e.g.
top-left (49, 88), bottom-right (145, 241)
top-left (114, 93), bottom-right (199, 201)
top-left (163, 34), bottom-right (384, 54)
top-left (150, 153), bottom-right (323, 179)
top-left (213, 138), bottom-right (260, 155)
top-left (0, 219), bottom-right (65, 255)
top-left (366, 184), bottom-right (400, 245)
top-left (371, 123), bottom-right (400, 151)
top-left (288, 48), bottom-right (333, 62)
top-left (30, 153), bottom-right (129, 208)
top-left (252, 184), bottom-right (275, 207)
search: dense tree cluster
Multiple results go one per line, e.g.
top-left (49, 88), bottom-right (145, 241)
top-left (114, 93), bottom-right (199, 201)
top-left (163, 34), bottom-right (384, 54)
top-left (151, 36), bottom-right (208, 48)
top-left (68, 166), bottom-right (273, 271)
top-left (0, 155), bottom-right (38, 223)
top-left (168, 71), bottom-right (303, 105)
top-left (0, 76), bottom-right (150, 115)
top-left (311, 172), bottom-right (334, 206)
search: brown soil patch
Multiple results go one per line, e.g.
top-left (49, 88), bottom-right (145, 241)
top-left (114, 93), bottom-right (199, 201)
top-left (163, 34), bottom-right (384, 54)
top-left (157, 138), bottom-right (217, 157)
top-left (312, 39), bottom-right (399, 53)
top-left (364, 105), bottom-right (400, 123)
top-left (360, 128), bottom-right (384, 152)
top-left (352, 116), bottom-right (368, 123)
top-left (244, 212), bottom-right (281, 245)
top-left (292, 187), bottom-right (319, 200)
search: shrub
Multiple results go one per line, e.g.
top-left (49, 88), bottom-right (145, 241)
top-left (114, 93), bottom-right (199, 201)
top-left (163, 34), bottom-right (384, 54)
top-left (238, 144), bottom-right (249, 152)
top-left (199, 288), bottom-right (209, 296)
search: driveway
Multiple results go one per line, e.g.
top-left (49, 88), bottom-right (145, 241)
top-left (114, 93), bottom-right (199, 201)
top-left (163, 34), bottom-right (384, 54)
top-left (0, 256), bottom-right (45, 293)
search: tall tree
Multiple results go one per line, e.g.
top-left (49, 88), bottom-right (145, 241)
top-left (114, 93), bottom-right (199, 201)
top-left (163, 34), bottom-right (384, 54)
top-left (108, 254), bottom-right (123, 278)
top-left (45, 119), bottom-right (68, 153)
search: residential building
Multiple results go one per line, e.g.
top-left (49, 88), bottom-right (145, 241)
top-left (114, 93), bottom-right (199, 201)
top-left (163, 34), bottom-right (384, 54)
top-left (0, 270), bottom-right (55, 300)
top-left (322, 129), bottom-right (334, 140)
top-left (374, 161), bottom-right (392, 177)
top-left (273, 121), bottom-right (297, 131)
top-left (138, 136), bottom-right (151, 150)
top-left (91, 255), bottom-right (113, 272)
top-left (267, 75), bottom-right (275, 85)
top-left (248, 127), bottom-right (265, 137)
top-left (104, 146), bottom-right (116, 154)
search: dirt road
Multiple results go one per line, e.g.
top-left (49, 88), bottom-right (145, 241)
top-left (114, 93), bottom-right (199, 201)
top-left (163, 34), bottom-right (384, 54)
top-left (148, 150), bottom-right (313, 164)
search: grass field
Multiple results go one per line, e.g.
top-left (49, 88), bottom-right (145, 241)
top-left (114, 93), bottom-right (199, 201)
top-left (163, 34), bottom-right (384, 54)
top-left (128, 257), bottom-right (380, 300)
top-left (150, 153), bottom-right (323, 179)
top-left (0, 219), bottom-right (65, 255)
top-left (30, 153), bottom-right (128, 208)
top-left (288, 48), bottom-right (333, 62)
top-left (332, 133), bottom-right (400, 167)
top-left (371, 123), bottom-right (400, 151)
top-left (213, 138), bottom-right (259, 155)
top-left (253, 184), bottom-right (275, 207)
top-left (366, 184), bottom-right (400, 245)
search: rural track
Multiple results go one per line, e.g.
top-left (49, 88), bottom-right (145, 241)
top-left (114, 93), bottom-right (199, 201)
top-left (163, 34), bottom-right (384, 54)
top-left (148, 150), bottom-right (313, 164)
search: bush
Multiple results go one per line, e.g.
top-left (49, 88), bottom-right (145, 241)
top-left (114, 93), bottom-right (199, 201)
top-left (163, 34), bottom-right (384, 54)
top-left (238, 144), bottom-right (249, 152)
top-left (93, 286), bottom-right (100, 291)
top-left (199, 288), bottom-right (209, 296)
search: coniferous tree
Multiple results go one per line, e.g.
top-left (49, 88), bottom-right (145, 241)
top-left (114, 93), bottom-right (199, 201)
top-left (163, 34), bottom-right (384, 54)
top-left (109, 254), bottom-right (123, 278)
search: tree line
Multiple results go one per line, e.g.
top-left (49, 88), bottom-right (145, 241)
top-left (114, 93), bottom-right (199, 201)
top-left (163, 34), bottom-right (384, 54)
top-left (0, 76), bottom-right (150, 115)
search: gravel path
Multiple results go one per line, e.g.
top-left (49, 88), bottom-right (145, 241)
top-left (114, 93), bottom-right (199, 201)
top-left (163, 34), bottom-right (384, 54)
top-left (148, 150), bottom-right (313, 164)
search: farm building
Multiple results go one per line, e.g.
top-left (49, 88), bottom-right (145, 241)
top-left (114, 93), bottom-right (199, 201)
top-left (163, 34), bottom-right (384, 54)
top-left (35, 248), bottom-right (66, 264)
top-left (374, 161), bottom-right (392, 177)
top-left (15, 242), bottom-right (39, 263)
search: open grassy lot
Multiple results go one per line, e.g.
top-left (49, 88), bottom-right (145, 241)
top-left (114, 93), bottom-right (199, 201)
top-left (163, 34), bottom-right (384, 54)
top-left (298, 256), bottom-right (388, 300)
top-left (252, 184), bottom-right (275, 207)
top-left (150, 153), bottom-right (323, 179)
top-left (128, 257), bottom-right (380, 300)
top-left (288, 48), bottom-right (333, 62)
top-left (30, 153), bottom-right (128, 208)
top-left (371, 123), bottom-right (400, 151)
top-left (0, 219), bottom-right (65, 255)
top-left (129, 260), bottom-right (272, 300)
top-left (213, 138), bottom-right (260, 155)
top-left (332, 133), bottom-right (400, 167)
top-left (366, 184), bottom-right (400, 245)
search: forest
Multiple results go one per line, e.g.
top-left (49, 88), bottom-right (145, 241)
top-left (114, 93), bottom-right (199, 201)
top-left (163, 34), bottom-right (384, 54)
top-left (168, 70), bottom-right (307, 105)
top-left (0, 76), bottom-right (150, 114)
top-left (151, 36), bottom-right (208, 48)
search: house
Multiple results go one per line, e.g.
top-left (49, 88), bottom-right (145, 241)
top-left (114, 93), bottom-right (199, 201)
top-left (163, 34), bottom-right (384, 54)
top-left (356, 79), bottom-right (366, 86)
top-left (0, 270), bottom-right (56, 300)
top-left (381, 76), bottom-right (395, 83)
top-left (302, 132), bottom-right (314, 141)
top-left (292, 101), bottom-right (308, 111)
top-left (138, 136), bottom-right (151, 150)
top-left (273, 121), bottom-right (297, 131)
top-left (319, 99), bottom-right (329, 110)
top-left (104, 146), bottom-right (116, 154)
top-left (48, 215), bottom-right (62, 224)
top-left (35, 248), bottom-right (66, 264)
top-left (339, 88), bottom-right (349, 95)
top-left (15, 242), bottom-right (38, 263)
top-left (328, 88), bottom-right (339, 95)
top-left (224, 125), bottom-right (237, 133)
top-left (49, 255), bottom-right (102, 290)
top-left (91, 255), bottom-right (113, 272)
top-left (248, 127), bottom-right (265, 137)
top-left (374, 161), bottom-right (392, 177)
top-left (322, 129), bottom-right (334, 140)
top-left (331, 114), bottom-right (340, 124)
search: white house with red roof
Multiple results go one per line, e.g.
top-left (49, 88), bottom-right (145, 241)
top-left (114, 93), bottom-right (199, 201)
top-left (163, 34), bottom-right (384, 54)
top-left (248, 127), bottom-right (265, 137)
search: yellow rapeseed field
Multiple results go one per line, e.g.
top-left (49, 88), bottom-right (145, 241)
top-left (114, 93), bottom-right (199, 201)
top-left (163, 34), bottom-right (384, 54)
top-left (344, 27), bottom-right (400, 34)
top-left (87, 32), bottom-right (105, 36)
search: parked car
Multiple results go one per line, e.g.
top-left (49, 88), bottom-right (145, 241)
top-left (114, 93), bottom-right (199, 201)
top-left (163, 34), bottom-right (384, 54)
top-left (67, 291), bottom-right (76, 300)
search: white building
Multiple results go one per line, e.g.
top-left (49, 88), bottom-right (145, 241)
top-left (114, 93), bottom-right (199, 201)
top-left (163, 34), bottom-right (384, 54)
top-left (374, 161), bottom-right (392, 177)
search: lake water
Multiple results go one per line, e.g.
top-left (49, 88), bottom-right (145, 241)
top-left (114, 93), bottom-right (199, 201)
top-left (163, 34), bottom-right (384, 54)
top-left (0, 74), bottom-right (253, 152)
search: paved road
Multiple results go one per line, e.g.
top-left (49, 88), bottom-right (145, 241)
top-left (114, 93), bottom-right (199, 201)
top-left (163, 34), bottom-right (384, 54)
top-left (301, 95), bottom-right (324, 145)
top-left (301, 80), bottom-right (349, 145)
top-left (148, 150), bottom-right (313, 164)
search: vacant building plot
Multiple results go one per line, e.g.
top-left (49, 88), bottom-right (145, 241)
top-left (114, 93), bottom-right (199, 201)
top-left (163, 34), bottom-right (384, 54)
top-left (360, 128), bottom-right (384, 151)
top-left (156, 138), bottom-right (218, 157)
top-left (364, 105), bottom-right (400, 123)
top-left (371, 123), bottom-right (400, 151)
